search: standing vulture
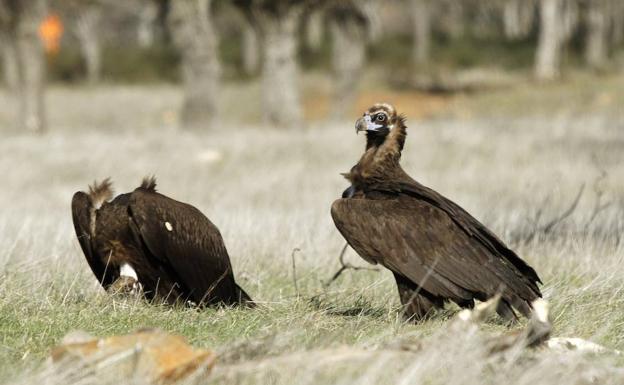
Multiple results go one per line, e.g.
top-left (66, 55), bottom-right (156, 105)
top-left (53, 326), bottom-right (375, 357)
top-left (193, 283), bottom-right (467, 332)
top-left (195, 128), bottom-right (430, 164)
top-left (71, 176), bottom-right (253, 307)
top-left (331, 103), bottom-right (542, 321)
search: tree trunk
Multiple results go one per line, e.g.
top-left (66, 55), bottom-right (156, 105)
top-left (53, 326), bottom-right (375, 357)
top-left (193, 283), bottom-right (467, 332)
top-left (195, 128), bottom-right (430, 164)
top-left (584, 0), bottom-right (609, 70)
top-left (259, 9), bottom-right (302, 127)
top-left (442, 0), bottom-right (464, 39)
top-left (75, 5), bottom-right (102, 85)
top-left (535, 0), bottom-right (564, 81)
top-left (304, 9), bottom-right (323, 51)
top-left (14, 0), bottom-right (47, 133)
top-left (329, 16), bottom-right (366, 120)
top-left (411, 0), bottom-right (431, 66)
top-left (611, 1), bottom-right (624, 46)
top-left (169, 0), bottom-right (220, 130)
top-left (0, 30), bottom-right (18, 90)
top-left (241, 21), bottom-right (259, 76)
top-left (137, 0), bottom-right (158, 48)
top-left (504, 0), bottom-right (536, 40)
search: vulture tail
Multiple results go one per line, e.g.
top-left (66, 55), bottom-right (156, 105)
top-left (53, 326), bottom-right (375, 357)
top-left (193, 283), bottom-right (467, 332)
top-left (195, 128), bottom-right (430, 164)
top-left (87, 178), bottom-right (113, 209)
top-left (235, 283), bottom-right (255, 307)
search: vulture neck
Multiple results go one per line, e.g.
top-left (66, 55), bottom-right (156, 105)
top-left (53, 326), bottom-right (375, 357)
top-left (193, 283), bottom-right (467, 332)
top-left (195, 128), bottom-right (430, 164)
top-left (365, 131), bottom-right (386, 150)
top-left (365, 118), bottom-right (407, 158)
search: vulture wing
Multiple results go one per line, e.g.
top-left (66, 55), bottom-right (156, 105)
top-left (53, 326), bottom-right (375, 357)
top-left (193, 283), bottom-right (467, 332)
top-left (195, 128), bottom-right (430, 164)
top-left (71, 192), bottom-right (115, 288)
top-left (127, 189), bottom-right (249, 306)
top-left (398, 179), bottom-right (542, 286)
top-left (331, 194), bottom-right (541, 317)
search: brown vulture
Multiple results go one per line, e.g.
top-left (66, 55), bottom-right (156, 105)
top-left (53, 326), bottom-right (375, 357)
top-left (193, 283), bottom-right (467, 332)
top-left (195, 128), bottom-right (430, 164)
top-left (71, 176), bottom-right (253, 307)
top-left (331, 103), bottom-right (542, 321)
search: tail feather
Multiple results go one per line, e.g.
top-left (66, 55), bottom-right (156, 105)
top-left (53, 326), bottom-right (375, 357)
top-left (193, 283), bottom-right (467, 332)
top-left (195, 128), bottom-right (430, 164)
top-left (140, 175), bottom-right (157, 192)
top-left (88, 178), bottom-right (113, 209)
top-left (235, 283), bottom-right (255, 307)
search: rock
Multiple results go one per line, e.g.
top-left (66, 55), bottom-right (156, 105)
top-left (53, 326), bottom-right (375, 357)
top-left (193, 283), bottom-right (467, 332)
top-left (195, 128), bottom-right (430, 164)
top-left (50, 329), bottom-right (216, 384)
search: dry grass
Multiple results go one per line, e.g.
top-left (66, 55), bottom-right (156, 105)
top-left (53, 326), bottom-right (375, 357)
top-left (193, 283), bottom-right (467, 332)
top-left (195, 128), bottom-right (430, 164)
top-left (0, 73), bottom-right (624, 384)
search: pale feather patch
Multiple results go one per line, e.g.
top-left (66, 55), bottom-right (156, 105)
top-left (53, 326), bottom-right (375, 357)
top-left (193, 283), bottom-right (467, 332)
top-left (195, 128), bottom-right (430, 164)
top-left (165, 222), bottom-right (173, 232)
top-left (119, 263), bottom-right (138, 280)
top-left (532, 298), bottom-right (549, 323)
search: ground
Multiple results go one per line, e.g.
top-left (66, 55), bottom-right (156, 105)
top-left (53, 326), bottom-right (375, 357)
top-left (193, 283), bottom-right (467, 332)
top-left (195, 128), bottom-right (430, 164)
top-left (0, 72), bottom-right (623, 384)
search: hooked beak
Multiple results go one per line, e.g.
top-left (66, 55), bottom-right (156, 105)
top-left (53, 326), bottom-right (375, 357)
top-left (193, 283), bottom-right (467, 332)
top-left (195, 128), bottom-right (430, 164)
top-left (355, 114), bottom-right (382, 134)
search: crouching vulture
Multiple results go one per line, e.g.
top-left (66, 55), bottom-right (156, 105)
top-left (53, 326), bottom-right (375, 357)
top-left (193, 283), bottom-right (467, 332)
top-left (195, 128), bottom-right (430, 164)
top-left (331, 103), bottom-right (542, 321)
top-left (71, 176), bottom-right (253, 307)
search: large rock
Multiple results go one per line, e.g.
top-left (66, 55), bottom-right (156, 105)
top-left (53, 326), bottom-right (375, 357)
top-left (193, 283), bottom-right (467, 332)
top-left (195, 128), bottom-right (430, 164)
top-left (50, 329), bottom-right (216, 384)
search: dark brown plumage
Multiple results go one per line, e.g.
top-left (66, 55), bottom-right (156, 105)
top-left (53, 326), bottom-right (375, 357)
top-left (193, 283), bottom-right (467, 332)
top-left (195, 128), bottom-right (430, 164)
top-left (71, 176), bottom-right (253, 307)
top-left (331, 103), bottom-right (542, 321)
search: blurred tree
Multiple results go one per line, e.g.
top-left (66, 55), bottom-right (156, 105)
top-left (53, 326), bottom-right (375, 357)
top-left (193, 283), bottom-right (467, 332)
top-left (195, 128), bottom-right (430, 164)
top-left (0, 25), bottom-right (18, 90)
top-left (137, 0), bottom-right (158, 48)
top-left (584, 0), bottom-right (610, 70)
top-left (0, 0), bottom-right (47, 133)
top-left (439, 0), bottom-right (464, 39)
top-left (327, 0), bottom-right (377, 120)
top-left (410, 0), bottom-right (431, 66)
top-left (304, 9), bottom-right (324, 51)
top-left (611, 0), bottom-right (624, 47)
top-left (169, 0), bottom-right (220, 129)
top-left (75, 3), bottom-right (102, 84)
top-left (241, 19), bottom-right (259, 75)
top-left (234, 0), bottom-right (319, 127)
top-left (503, 0), bottom-right (536, 40)
top-left (535, 0), bottom-right (569, 80)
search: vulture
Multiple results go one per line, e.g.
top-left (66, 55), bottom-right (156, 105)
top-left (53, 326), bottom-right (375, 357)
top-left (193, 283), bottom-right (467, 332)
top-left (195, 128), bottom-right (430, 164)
top-left (71, 176), bottom-right (253, 307)
top-left (331, 103), bottom-right (542, 321)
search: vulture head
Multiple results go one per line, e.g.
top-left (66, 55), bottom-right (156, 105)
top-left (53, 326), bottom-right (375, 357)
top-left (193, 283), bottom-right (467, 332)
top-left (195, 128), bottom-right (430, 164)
top-left (355, 103), bottom-right (406, 150)
top-left (355, 103), bottom-right (399, 135)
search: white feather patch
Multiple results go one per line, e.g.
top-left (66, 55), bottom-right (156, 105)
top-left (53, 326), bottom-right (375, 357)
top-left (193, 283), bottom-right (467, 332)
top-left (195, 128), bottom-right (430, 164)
top-left (165, 222), bottom-right (173, 231)
top-left (119, 263), bottom-right (138, 280)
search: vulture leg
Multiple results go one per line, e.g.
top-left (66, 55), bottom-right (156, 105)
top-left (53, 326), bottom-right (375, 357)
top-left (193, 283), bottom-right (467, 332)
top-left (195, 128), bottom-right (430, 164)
top-left (393, 272), bottom-right (444, 322)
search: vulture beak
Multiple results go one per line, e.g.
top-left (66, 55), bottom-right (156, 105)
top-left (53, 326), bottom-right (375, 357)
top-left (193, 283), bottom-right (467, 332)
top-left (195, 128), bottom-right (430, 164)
top-left (355, 114), bottom-right (382, 134)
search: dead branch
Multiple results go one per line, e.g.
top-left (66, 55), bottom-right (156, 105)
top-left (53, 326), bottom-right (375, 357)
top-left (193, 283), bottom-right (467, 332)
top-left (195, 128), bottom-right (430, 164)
top-left (323, 243), bottom-right (379, 287)
top-left (541, 183), bottom-right (585, 234)
top-left (525, 183), bottom-right (585, 243)
top-left (586, 166), bottom-right (612, 227)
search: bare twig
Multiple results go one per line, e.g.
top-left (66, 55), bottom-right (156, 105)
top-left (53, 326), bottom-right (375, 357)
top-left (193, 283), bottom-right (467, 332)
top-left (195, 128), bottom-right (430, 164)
top-left (524, 183), bottom-right (585, 243)
top-left (291, 248), bottom-right (300, 297)
top-left (323, 243), bottom-right (379, 287)
top-left (541, 183), bottom-right (585, 235)
top-left (586, 167), bottom-right (612, 228)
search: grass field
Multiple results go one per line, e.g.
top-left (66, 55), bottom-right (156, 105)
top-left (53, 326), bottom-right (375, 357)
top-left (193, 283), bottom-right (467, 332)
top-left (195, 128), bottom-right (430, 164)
top-left (1, 73), bottom-right (624, 384)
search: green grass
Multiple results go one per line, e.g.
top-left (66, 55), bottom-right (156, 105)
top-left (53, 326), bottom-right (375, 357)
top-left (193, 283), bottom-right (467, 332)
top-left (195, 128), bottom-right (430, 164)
top-left (1, 74), bottom-right (624, 384)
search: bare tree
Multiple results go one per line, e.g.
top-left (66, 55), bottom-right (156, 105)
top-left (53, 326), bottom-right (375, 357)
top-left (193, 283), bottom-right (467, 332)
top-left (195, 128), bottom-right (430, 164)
top-left (535, 0), bottom-right (571, 81)
top-left (137, 0), bottom-right (158, 48)
top-left (503, 0), bottom-right (536, 40)
top-left (327, 1), bottom-right (375, 120)
top-left (74, 3), bottom-right (103, 84)
top-left (584, 0), bottom-right (610, 70)
top-left (0, 27), bottom-right (18, 90)
top-left (169, 0), bottom-right (220, 129)
top-left (0, 0), bottom-right (47, 133)
top-left (234, 0), bottom-right (315, 127)
top-left (241, 20), bottom-right (259, 75)
top-left (304, 9), bottom-right (324, 51)
top-left (410, 0), bottom-right (431, 66)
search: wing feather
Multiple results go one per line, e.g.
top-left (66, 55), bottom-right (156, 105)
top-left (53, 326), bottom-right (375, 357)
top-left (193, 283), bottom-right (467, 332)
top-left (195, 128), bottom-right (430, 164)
top-left (127, 189), bottom-right (242, 305)
top-left (331, 195), bottom-right (540, 315)
top-left (71, 192), bottom-right (115, 287)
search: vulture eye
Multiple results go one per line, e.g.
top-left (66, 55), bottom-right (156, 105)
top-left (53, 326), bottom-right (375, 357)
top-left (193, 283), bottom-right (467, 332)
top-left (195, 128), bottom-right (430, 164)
top-left (376, 114), bottom-right (386, 122)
